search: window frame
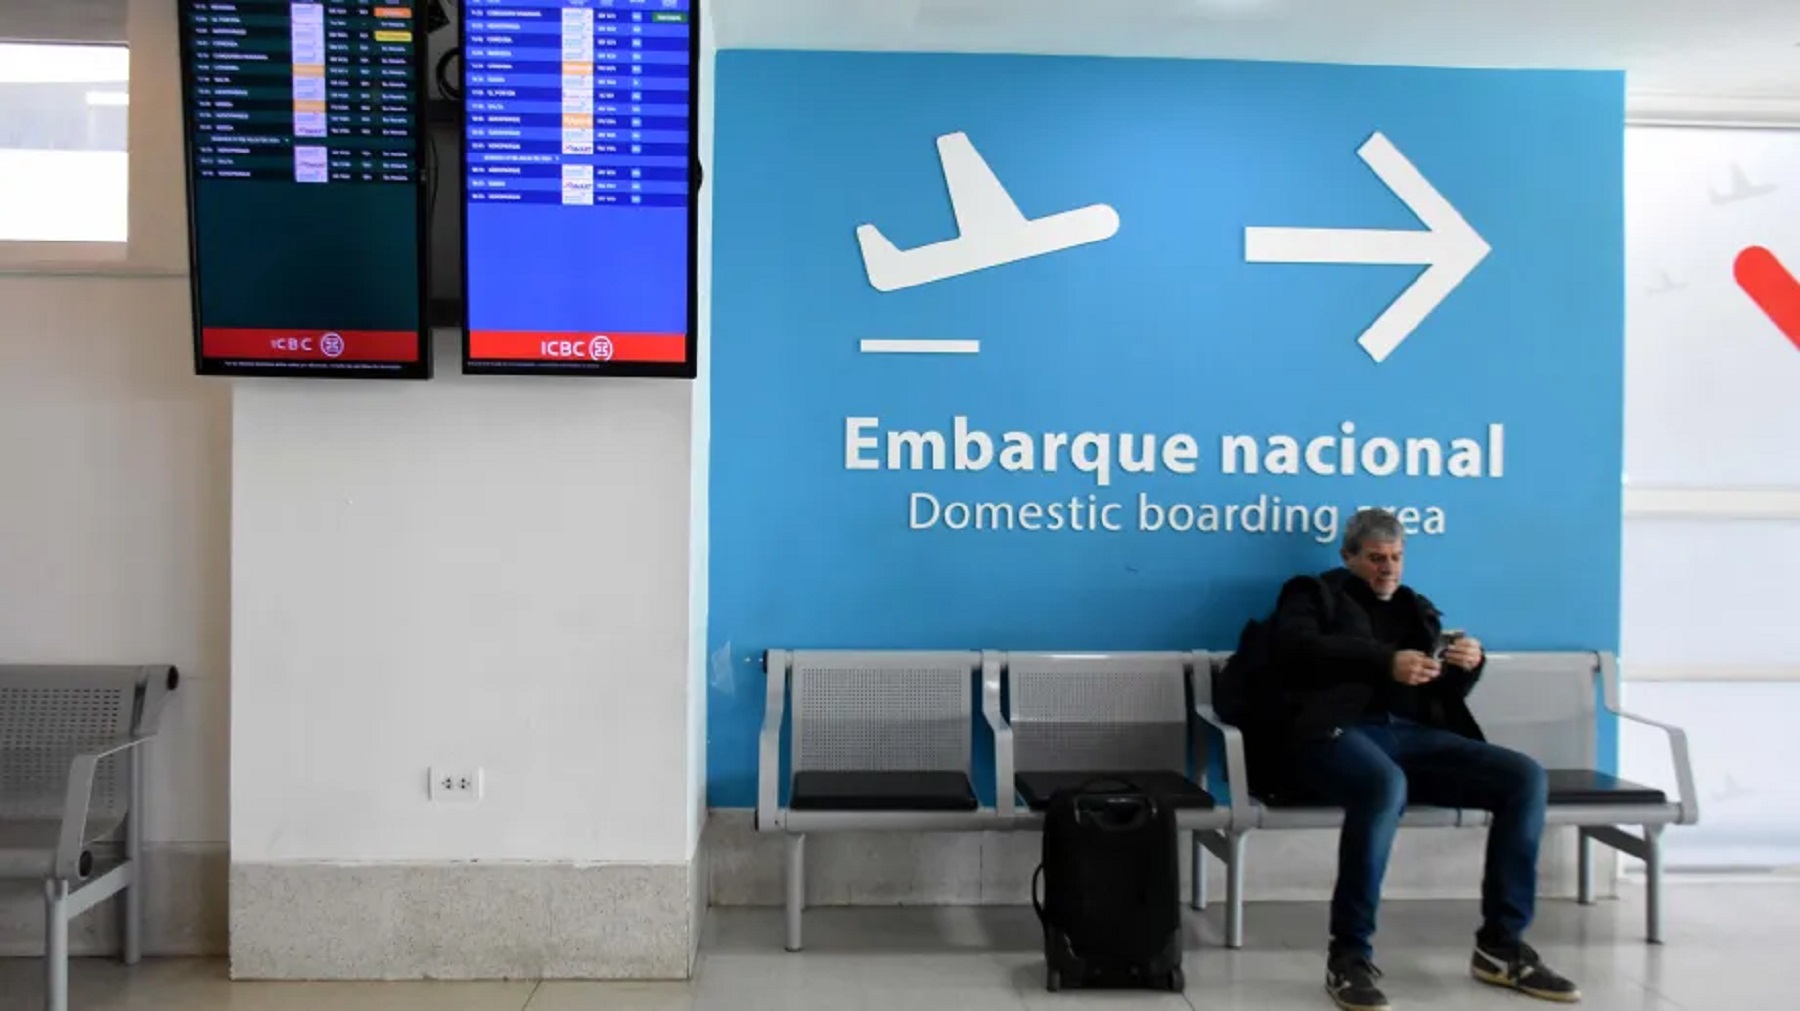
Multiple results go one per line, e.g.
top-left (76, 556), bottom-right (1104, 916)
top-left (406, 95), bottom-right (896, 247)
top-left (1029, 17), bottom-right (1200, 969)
top-left (0, 14), bottom-right (179, 278)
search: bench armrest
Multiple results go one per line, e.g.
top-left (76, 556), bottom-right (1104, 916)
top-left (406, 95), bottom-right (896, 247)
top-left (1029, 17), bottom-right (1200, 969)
top-left (135, 664), bottom-right (180, 736)
top-left (1617, 709), bottom-right (1699, 826)
top-left (1192, 701), bottom-right (1253, 830)
top-left (56, 737), bottom-right (149, 881)
top-left (980, 651), bottom-right (1014, 818)
top-left (757, 650), bottom-right (788, 831)
top-left (1597, 652), bottom-right (1699, 826)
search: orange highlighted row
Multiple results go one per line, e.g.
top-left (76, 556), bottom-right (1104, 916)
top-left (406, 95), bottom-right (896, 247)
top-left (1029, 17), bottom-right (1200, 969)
top-left (562, 112), bottom-right (593, 129)
top-left (561, 62), bottom-right (591, 77)
top-left (374, 6), bottom-right (412, 17)
top-left (293, 99), bottom-right (325, 114)
top-left (468, 331), bottom-right (688, 364)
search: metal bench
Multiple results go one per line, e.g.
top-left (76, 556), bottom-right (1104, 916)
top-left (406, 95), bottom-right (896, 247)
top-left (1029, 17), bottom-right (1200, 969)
top-left (1192, 649), bottom-right (1696, 948)
top-left (0, 663), bottom-right (180, 1011)
top-left (757, 649), bottom-right (997, 952)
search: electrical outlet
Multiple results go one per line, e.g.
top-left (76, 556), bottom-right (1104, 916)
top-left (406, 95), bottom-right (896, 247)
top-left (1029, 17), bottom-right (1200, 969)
top-left (428, 766), bottom-right (483, 802)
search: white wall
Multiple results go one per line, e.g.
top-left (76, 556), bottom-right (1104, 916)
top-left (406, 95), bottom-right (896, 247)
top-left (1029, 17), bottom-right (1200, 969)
top-left (0, 0), bottom-right (708, 881)
top-left (0, 274), bottom-right (231, 852)
top-left (0, 0), bottom-right (231, 953)
top-left (227, 10), bottom-right (709, 867)
top-left (229, 364), bottom-right (699, 864)
top-left (1619, 123), bottom-right (1800, 869)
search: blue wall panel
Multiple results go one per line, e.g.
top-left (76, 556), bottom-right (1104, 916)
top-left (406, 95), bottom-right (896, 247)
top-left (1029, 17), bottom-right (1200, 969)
top-left (708, 51), bottom-right (1625, 806)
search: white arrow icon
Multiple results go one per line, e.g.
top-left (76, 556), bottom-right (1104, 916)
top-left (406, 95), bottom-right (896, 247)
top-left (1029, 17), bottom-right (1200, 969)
top-left (856, 131), bottom-right (1120, 293)
top-left (1244, 131), bottom-right (1491, 364)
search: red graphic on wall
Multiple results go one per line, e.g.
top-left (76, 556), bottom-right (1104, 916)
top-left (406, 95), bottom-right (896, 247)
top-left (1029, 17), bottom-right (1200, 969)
top-left (1734, 246), bottom-right (1800, 349)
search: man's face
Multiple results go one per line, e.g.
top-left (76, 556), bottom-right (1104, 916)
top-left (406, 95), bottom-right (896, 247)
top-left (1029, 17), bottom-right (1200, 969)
top-left (1344, 537), bottom-right (1404, 600)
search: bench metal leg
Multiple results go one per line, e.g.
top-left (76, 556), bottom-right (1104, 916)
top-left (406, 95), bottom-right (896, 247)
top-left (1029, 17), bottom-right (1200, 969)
top-left (1224, 832), bottom-right (1247, 950)
top-left (784, 833), bottom-right (806, 952)
top-left (1194, 830), bottom-right (1248, 948)
top-left (1577, 829), bottom-right (1596, 906)
top-left (1581, 824), bottom-right (1666, 946)
top-left (124, 749), bottom-right (144, 965)
top-left (1190, 832), bottom-right (1207, 911)
top-left (45, 880), bottom-right (69, 1011)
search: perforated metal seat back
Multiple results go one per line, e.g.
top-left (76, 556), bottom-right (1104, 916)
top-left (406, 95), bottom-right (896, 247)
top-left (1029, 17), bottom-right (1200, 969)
top-left (790, 651), bottom-right (976, 774)
top-left (1007, 652), bottom-right (1189, 774)
top-left (1467, 652), bottom-right (1598, 771)
top-left (0, 667), bottom-right (139, 835)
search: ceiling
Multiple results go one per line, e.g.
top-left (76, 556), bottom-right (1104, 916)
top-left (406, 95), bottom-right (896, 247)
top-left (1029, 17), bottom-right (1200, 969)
top-left (709, 0), bottom-right (1800, 103)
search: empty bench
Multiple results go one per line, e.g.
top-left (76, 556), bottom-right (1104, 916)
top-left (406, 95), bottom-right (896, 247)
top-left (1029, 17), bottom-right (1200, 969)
top-left (758, 650), bottom-right (996, 951)
top-left (0, 664), bottom-right (181, 1011)
top-left (1191, 650), bottom-right (1696, 948)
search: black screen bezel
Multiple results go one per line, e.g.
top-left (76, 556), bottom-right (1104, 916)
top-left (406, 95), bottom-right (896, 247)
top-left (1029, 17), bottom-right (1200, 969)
top-left (457, 0), bottom-right (701, 379)
top-left (179, 0), bottom-right (435, 380)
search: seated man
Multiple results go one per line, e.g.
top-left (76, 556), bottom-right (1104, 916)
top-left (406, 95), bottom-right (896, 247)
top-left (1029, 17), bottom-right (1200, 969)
top-left (1260, 508), bottom-right (1580, 1010)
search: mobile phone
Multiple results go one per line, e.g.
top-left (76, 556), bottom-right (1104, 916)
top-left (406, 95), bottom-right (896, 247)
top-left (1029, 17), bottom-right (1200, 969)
top-left (1434, 629), bottom-right (1465, 659)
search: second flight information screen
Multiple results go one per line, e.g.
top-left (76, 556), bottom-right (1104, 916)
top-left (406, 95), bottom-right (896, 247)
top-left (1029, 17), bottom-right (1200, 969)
top-left (461, 0), bottom-right (697, 376)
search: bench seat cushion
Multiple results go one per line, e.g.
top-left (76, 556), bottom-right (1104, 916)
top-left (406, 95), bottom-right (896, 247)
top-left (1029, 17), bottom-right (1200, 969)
top-left (790, 771), bottom-right (978, 812)
top-left (1016, 771), bottom-right (1216, 811)
top-left (1546, 769), bottom-right (1667, 806)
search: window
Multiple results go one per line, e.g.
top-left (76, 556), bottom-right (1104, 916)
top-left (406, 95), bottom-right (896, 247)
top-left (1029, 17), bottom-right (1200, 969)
top-left (0, 41), bottom-right (129, 244)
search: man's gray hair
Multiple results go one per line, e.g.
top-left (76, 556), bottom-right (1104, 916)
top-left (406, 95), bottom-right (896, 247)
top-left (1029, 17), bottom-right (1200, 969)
top-left (1342, 507), bottom-right (1404, 555)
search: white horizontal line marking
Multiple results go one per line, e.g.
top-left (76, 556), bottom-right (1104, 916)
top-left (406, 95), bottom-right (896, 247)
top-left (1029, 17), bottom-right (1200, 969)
top-left (859, 339), bottom-right (981, 355)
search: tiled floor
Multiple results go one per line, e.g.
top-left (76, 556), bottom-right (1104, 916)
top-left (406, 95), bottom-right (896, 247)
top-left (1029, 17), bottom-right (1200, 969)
top-left (1, 879), bottom-right (1791, 1010)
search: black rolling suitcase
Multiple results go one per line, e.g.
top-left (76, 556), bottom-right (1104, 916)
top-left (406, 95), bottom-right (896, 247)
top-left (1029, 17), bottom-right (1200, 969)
top-left (1030, 779), bottom-right (1184, 993)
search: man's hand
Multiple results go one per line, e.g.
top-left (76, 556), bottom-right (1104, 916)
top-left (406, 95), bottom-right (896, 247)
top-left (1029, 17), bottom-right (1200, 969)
top-left (1442, 636), bottom-right (1484, 670)
top-left (1392, 650), bottom-right (1441, 685)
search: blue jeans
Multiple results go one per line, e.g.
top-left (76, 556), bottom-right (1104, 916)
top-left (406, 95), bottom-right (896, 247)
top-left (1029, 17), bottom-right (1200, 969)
top-left (1295, 717), bottom-right (1549, 961)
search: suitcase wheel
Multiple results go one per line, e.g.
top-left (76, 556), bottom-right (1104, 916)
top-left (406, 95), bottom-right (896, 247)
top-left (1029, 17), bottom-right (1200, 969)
top-left (1166, 967), bottom-right (1185, 992)
top-left (1046, 966), bottom-right (1061, 992)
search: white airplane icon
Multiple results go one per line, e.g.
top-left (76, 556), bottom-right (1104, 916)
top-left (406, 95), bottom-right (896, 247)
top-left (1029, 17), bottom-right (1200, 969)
top-left (856, 132), bottom-right (1120, 293)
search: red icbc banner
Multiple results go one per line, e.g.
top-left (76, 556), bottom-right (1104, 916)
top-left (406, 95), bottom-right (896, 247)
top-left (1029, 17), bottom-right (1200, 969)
top-left (202, 328), bottom-right (422, 363)
top-left (468, 331), bottom-right (687, 364)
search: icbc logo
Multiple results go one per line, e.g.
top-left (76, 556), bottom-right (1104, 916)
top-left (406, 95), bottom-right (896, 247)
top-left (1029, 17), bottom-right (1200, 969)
top-left (320, 332), bottom-right (346, 358)
top-left (537, 336), bottom-right (616, 361)
top-left (270, 335), bottom-right (315, 353)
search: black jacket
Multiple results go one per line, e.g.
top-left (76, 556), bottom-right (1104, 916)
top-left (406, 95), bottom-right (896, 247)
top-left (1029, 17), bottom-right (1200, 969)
top-left (1245, 567), bottom-right (1487, 798)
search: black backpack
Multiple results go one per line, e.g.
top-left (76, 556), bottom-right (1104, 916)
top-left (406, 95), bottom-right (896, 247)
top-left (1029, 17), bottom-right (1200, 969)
top-left (1214, 575), bottom-right (1334, 729)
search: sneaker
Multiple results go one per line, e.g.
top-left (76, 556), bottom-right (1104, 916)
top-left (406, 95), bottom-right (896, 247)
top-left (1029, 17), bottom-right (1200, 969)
top-left (1326, 953), bottom-right (1391, 1011)
top-left (1471, 941), bottom-right (1582, 1002)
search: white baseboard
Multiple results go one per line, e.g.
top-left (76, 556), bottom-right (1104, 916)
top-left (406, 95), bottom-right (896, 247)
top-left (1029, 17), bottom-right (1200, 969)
top-left (229, 857), bottom-right (706, 980)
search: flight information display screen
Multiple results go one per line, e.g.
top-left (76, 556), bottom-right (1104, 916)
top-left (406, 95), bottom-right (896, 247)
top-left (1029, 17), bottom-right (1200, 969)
top-left (460, 0), bottom-right (698, 377)
top-left (180, 0), bottom-right (431, 378)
